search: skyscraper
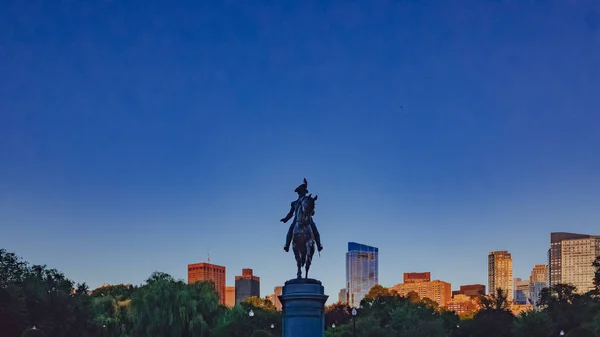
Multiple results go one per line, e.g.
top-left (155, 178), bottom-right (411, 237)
top-left (528, 264), bottom-right (548, 308)
top-left (346, 242), bottom-right (379, 308)
top-left (548, 232), bottom-right (600, 292)
top-left (529, 264), bottom-right (548, 283)
top-left (188, 262), bottom-right (226, 305)
top-left (488, 251), bottom-right (513, 301)
top-left (561, 236), bottom-right (600, 293)
top-left (234, 268), bottom-right (260, 305)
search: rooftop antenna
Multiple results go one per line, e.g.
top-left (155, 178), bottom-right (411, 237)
top-left (207, 248), bottom-right (211, 263)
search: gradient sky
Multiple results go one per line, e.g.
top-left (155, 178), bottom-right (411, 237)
top-left (1, 0), bottom-right (600, 304)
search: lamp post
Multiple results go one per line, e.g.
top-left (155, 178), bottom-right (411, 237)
top-left (248, 310), bottom-right (254, 336)
top-left (101, 324), bottom-right (106, 337)
top-left (332, 323), bottom-right (336, 329)
top-left (351, 307), bottom-right (357, 337)
top-left (271, 324), bottom-right (274, 330)
top-left (559, 331), bottom-right (565, 336)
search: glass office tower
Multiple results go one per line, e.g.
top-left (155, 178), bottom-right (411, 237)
top-left (346, 242), bottom-right (379, 308)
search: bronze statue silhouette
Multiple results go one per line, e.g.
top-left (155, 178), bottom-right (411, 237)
top-left (281, 179), bottom-right (323, 252)
top-left (280, 179), bottom-right (322, 279)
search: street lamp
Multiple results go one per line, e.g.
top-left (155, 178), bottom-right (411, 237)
top-left (271, 324), bottom-right (274, 329)
top-left (332, 323), bottom-right (336, 329)
top-left (101, 325), bottom-right (106, 337)
top-left (249, 310), bottom-right (254, 336)
top-left (351, 307), bottom-right (357, 337)
top-left (560, 331), bottom-right (565, 336)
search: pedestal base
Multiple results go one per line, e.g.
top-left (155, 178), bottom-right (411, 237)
top-left (278, 278), bottom-right (329, 337)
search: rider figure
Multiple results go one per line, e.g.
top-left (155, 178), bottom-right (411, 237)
top-left (281, 179), bottom-right (324, 253)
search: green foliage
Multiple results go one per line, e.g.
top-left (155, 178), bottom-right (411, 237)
top-left (5, 248), bottom-right (600, 337)
top-left (512, 311), bottom-right (553, 337)
top-left (129, 272), bottom-right (221, 337)
top-left (325, 302), bottom-right (352, 328)
top-left (242, 296), bottom-right (277, 311)
top-left (91, 284), bottom-right (135, 301)
top-left (593, 255), bottom-right (600, 290)
top-left (566, 327), bottom-right (598, 337)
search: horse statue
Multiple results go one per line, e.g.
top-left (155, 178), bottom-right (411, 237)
top-left (292, 194), bottom-right (318, 279)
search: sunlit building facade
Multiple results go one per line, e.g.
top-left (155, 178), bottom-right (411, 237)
top-left (446, 294), bottom-right (477, 315)
top-left (188, 262), bottom-right (226, 305)
top-left (529, 264), bottom-right (548, 308)
top-left (225, 286), bottom-right (235, 308)
top-left (392, 279), bottom-right (452, 306)
top-left (404, 272), bottom-right (431, 283)
top-left (452, 284), bottom-right (486, 298)
top-left (548, 232), bottom-right (591, 287)
top-left (488, 251), bottom-right (513, 301)
top-left (561, 236), bottom-right (600, 293)
top-left (346, 242), bottom-right (379, 308)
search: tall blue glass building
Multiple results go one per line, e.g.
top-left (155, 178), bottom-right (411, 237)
top-left (346, 242), bottom-right (379, 308)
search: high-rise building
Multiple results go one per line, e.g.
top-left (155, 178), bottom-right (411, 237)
top-left (548, 232), bottom-right (600, 293)
top-left (548, 232), bottom-right (592, 287)
top-left (452, 284), bottom-right (486, 298)
top-left (225, 286), bottom-right (236, 308)
top-left (488, 251), bottom-right (513, 301)
top-left (529, 264), bottom-right (548, 283)
top-left (513, 278), bottom-right (529, 305)
top-left (188, 262), bottom-right (226, 305)
top-left (346, 242), bottom-right (379, 308)
top-left (235, 268), bottom-right (260, 305)
top-left (404, 272), bottom-right (431, 283)
top-left (528, 264), bottom-right (548, 307)
top-left (338, 288), bottom-right (347, 304)
top-left (392, 280), bottom-right (452, 306)
top-left (561, 236), bottom-right (600, 293)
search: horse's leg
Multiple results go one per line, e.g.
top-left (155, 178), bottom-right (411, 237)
top-left (293, 244), bottom-right (302, 279)
top-left (305, 242), bottom-right (314, 279)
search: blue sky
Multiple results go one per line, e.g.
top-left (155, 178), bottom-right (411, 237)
top-left (1, 0), bottom-right (599, 303)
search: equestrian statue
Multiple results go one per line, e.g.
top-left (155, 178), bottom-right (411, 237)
top-left (280, 178), bottom-right (323, 279)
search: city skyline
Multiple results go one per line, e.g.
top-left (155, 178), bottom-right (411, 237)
top-left (15, 231), bottom-right (595, 307)
top-left (2, 0), bottom-right (600, 306)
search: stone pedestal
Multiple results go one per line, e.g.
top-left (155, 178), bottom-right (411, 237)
top-left (278, 278), bottom-right (328, 337)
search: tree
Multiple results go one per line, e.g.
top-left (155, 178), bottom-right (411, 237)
top-left (512, 311), bottom-right (553, 337)
top-left (91, 284), bottom-right (135, 301)
top-left (419, 297), bottom-right (439, 310)
top-left (593, 256), bottom-right (600, 291)
top-left (471, 289), bottom-right (514, 337)
top-left (566, 327), bottom-right (598, 337)
top-left (129, 272), bottom-right (221, 337)
top-left (539, 284), bottom-right (586, 335)
top-left (242, 296), bottom-right (277, 312)
top-left (406, 291), bottom-right (420, 304)
top-left (325, 302), bottom-right (352, 328)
